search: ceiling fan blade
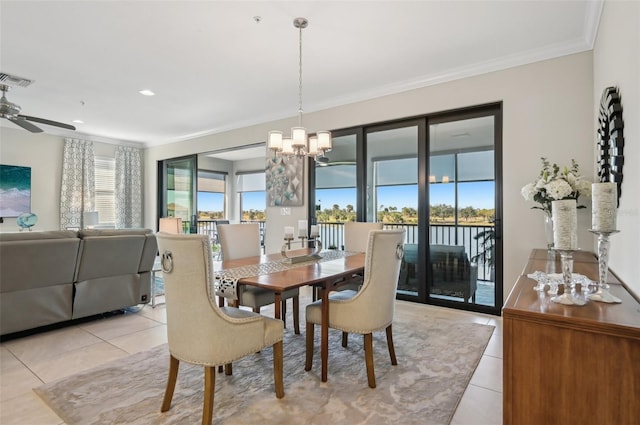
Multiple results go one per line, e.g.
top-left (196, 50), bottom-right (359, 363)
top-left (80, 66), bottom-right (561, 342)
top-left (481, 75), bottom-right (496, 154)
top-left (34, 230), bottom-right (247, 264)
top-left (7, 116), bottom-right (43, 133)
top-left (18, 114), bottom-right (76, 131)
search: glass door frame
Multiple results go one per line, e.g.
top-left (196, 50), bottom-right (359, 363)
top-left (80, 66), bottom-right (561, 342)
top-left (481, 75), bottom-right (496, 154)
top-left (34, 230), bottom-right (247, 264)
top-left (425, 103), bottom-right (503, 315)
top-left (307, 102), bottom-right (503, 315)
top-left (157, 154), bottom-right (198, 233)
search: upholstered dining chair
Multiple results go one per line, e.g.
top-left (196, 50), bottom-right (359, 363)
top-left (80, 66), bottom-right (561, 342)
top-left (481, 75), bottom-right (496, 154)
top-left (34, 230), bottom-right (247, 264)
top-left (344, 221), bottom-right (384, 253)
top-left (305, 229), bottom-right (405, 388)
top-left (156, 233), bottom-right (284, 425)
top-left (217, 223), bottom-right (300, 334)
top-left (340, 221), bottom-right (384, 290)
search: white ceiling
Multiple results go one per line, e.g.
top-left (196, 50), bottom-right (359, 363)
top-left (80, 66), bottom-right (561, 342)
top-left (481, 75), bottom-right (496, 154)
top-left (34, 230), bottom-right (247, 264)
top-left (0, 1), bottom-right (602, 148)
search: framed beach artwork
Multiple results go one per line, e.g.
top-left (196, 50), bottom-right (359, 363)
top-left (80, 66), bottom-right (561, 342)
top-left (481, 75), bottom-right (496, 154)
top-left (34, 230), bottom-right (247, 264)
top-left (0, 164), bottom-right (31, 217)
top-left (266, 154), bottom-right (304, 206)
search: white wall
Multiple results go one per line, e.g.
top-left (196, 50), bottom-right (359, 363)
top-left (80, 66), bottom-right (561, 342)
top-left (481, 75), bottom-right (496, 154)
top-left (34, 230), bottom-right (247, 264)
top-left (0, 128), bottom-right (63, 231)
top-left (0, 127), bottom-right (119, 232)
top-left (145, 52), bottom-right (595, 300)
top-left (593, 0), bottom-right (640, 297)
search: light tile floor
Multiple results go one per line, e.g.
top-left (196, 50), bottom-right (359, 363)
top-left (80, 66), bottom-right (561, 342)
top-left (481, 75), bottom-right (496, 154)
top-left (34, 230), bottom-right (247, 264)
top-left (0, 287), bottom-right (502, 425)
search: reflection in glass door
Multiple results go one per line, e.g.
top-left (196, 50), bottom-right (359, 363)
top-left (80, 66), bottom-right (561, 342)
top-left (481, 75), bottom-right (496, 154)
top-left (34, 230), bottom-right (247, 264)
top-left (158, 155), bottom-right (197, 233)
top-left (428, 115), bottom-right (499, 310)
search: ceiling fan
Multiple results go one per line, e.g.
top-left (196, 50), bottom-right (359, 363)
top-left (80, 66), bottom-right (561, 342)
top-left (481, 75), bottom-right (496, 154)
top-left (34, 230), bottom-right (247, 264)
top-left (0, 84), bottom-right (75, 133)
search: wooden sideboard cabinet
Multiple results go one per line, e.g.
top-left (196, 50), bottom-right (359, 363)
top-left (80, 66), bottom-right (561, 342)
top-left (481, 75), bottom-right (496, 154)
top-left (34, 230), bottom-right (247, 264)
top-left (503, 249), bottom-right (640, 425)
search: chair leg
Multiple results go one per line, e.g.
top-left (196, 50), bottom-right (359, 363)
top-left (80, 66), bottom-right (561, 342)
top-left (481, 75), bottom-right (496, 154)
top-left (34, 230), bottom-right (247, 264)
top-left (385, 324), bottom-right (398, 365)
top-left (161, 355), bottom-right (180, 412)
top-left (342, 331), bottom-right (348, 347)
top-left (202, 366), bottom-right (215, 425)
top-left (364, 333), bottom-right (376, 388)
top-left (224, 363), bottom-right (232, 375)
top-left (305, 322), bottom-right (314, 371)
top-left (273, 341), bottom-right (285, 398)
top-left (293, 296), bottom-right (300, 335)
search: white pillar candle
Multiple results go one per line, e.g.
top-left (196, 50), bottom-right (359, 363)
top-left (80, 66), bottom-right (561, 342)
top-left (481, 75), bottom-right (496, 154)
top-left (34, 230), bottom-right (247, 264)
top-left (298, 220), bottom-right (307, 237)
top-left (310, 224), bottom-right (319, 237)
top-left (284, 226), bottom-right (294, 240)
top-left (592, 182), bottom-right (617, 232)
top-left (552, 199), bottom-right (578, 250)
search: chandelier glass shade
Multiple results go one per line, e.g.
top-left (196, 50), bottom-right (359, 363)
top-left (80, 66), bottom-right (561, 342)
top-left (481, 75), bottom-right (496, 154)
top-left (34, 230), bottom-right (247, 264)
top-left (268, 18), bottom-right (332, 160)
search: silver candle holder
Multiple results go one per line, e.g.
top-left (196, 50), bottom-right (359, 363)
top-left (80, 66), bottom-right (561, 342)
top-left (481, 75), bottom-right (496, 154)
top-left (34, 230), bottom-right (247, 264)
top-left (550, 249), bottom-right (586, 306)
top-left (587, 229), bottom-right (622, 303)
top-left (281, 236), bottom-right (322, 263)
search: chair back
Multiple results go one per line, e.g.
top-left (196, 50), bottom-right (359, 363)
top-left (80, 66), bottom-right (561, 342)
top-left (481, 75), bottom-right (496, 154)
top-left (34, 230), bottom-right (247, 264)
top-left (156, 233), bottom-right (264, 365)
top-left (349, 229), bottom-right (405, 330)
top-left (344, 222), bottom-right (383, 252)
top-left (159, 217), bottom-right (183, 234)
top-left (217, 223), bottom-right (261, 260)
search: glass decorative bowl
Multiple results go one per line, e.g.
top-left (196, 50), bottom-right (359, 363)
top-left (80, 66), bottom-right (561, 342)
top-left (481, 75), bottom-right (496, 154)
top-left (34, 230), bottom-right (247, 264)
top-left (17, 212), bottom-right (38, 231)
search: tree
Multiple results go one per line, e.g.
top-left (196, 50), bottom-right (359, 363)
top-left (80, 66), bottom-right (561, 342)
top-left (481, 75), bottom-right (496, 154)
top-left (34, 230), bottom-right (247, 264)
top-left (459, 206), bottom-right (477, 221)
top-left (430, 203), bottom-right (454, 222)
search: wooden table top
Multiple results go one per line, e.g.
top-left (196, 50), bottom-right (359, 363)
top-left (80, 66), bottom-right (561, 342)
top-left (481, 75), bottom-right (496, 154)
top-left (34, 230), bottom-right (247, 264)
top-left (217, 249), bottom-right (366, 292)
top-left (504, 249), bottom-right (640, 339)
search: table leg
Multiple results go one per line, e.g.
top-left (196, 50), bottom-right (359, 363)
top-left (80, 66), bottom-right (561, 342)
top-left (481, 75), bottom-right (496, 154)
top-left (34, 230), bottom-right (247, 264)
top-left (274, 292), bottom-right (282, 320)
top-left (151, 268), bottom-right (164, 308)
top-left (321, 282), bottom-right (329, 382)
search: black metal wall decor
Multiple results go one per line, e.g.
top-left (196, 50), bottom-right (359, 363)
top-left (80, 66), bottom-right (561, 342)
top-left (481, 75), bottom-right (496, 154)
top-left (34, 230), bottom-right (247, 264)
top-left (597, 86), bottom-right (624, 206)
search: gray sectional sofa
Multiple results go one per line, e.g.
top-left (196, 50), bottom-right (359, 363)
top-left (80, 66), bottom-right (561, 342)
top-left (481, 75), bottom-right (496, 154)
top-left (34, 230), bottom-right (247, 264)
top-left (0, 229), bottom-right (157, 336)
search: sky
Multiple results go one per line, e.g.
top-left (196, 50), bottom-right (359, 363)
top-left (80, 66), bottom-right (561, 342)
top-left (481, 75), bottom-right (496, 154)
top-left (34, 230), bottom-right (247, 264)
top-left (317, 181), bottom-right (495, 212)
top-left (199, 181), bottom-right (495, 213)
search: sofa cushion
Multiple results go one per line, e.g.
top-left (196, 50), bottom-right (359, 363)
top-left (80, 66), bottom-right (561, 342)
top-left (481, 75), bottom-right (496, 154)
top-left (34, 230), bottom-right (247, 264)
top-left (0, 230), bottom-right (78, 241)
top-left (0, 237), bottom-right (81, 291)
top-left (78, 228), bottom-right (152, 238)
top-left (75, 235), bottom-right (145, 282)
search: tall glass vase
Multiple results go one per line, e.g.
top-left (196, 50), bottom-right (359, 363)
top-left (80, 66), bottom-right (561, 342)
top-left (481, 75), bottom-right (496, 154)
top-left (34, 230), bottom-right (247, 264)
top-left (544, 212), bottom-right (554, 250)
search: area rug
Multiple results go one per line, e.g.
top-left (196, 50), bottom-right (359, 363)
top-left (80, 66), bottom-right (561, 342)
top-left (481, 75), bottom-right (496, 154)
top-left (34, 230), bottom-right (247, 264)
top-left (35, 314), bottom-right (494, 425)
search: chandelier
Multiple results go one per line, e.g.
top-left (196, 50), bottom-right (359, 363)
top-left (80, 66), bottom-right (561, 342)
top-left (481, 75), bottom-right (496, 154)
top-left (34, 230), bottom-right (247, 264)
top-left (268, 17), bottom-right (332, 160)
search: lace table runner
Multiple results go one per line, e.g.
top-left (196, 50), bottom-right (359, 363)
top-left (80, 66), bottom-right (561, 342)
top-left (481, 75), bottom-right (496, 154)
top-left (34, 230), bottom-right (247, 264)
top-left (214, 250), bottom-right (358, 300)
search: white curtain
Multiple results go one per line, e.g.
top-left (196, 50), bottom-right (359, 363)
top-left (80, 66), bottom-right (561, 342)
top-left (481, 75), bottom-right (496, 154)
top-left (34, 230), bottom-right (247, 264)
top-left (60, 138), bottom-right (95, 229)
top-left (115, 145), bottom-right (142, 228)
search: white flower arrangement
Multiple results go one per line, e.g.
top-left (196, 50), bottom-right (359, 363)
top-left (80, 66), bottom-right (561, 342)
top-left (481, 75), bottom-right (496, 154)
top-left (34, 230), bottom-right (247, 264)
top-left (521, 157), bottom-right (591, 215)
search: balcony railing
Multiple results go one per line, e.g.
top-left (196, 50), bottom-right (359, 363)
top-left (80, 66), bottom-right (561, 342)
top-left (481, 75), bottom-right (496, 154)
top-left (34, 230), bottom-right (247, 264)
top-left (196, 219), bottom-right (266, 249)
top-left (195, 219), bottom-right (493, 281)
top-left (316, 221), bottom-right (494, 281)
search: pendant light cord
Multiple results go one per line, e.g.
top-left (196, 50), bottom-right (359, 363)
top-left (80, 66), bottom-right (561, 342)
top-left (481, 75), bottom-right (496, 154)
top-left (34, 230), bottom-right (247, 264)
top-left (298, 22), bottom-right (303, 127)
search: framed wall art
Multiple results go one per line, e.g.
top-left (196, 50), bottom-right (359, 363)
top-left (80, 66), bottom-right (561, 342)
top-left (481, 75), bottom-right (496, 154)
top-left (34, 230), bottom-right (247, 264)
top-left (0, 164), bottom-right (31, 218)
top-left (265, 155), bottom-right (304, 207)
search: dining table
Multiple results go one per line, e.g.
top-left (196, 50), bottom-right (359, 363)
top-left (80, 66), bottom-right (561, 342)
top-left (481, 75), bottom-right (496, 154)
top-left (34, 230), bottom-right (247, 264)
top-left (215, 248), bottom-right (366, 382)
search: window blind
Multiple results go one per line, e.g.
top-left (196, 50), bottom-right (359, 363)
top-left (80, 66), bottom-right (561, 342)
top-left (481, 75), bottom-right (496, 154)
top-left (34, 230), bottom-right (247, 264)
top-left (95, 156), bottom-right (115, 225)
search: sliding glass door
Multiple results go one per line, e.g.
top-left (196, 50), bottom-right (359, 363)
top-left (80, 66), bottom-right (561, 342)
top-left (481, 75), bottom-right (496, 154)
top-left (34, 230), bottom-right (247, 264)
top-left (157, 155), bottom-right (197, 233)
top-left (311, 131), bottom-right (359, 250)
top-left (308, 103), bottom-right (502, 314)
top-left (365, 121), bottom-right (423, 300)
top-left (427, 108), bottom-right (502, 313)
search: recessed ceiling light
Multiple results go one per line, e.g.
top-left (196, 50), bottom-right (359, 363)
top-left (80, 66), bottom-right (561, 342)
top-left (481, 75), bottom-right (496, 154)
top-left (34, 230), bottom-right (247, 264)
top-left (139, 89), bottom-right (155, 96)
top-left (72, 119), bottom-right (84, 124)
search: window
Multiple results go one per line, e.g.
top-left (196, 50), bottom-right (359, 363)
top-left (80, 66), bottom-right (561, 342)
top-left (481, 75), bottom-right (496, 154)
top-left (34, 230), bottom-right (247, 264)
top-left (236, 171), bottom-right (265, 221)
top-left (197, 170), bottom-right (226, 219)
top-left (94, 157), bottom-right (115, 226)
top-left (373, 157), bottom-right (418, 224)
